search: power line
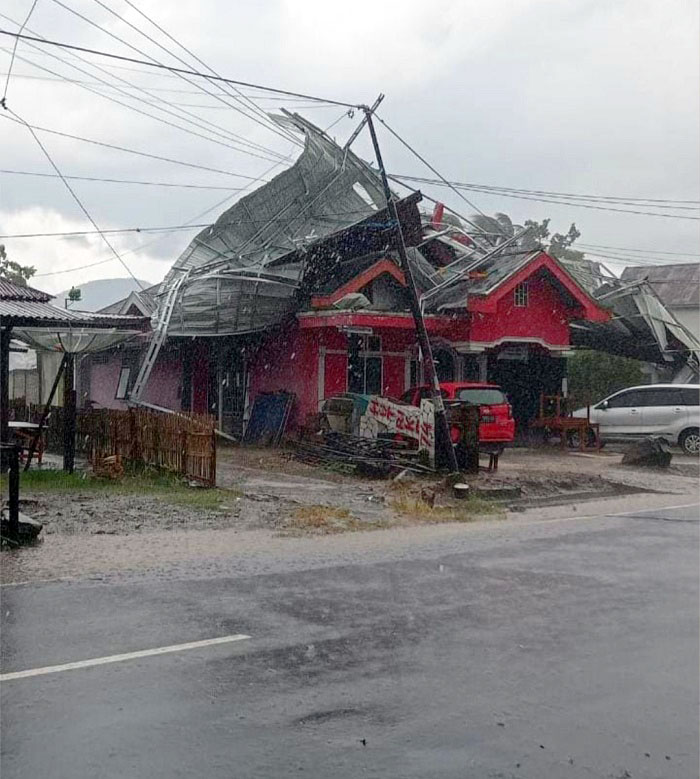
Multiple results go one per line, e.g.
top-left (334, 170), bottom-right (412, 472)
top-left (94, 0), bottom-right (304, 150)
top-left (5, 106), bottom-right (145, 290)
top-left (0, 73), bottom-right (339, 109)
top-left (0, 28), bottom-right (359, 108)
top-left (1, 0), bottom-right (39, 101)
top-left (1, 209), bottom-right (374, 238)
top-left (392, 175), bottom-right (700, 221)
top-left (78, 0), bottom-right (302, 151)
top-left (374, 114), bottom-right (489, 228)
top-left (29, 110), bottom-right (350, 278)
top-left (1, 44), bottom-right (285, 163)
top-left (0, 9), bottom-right (292, 161)
top-left (1, 169), bottom-right (239, 189)
top-left (395, 174), bottom-right (700, 206)
top-left (0, 112), bottom-right (275, 180)
top-left (577, 242), bottom-right (699, 258)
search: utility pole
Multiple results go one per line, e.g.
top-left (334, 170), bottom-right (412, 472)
top-left (363, 103), bottom-right (459, 473)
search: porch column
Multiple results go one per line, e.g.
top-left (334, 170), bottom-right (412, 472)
top-left (477, 353), bottom-right (488, 382)
top-left (0, 325), bottom-right (11, 469)
top-left (63, 353), bottom-right (76, 474)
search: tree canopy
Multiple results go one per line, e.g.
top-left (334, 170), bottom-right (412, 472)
top-left (0, 245), bottom-right (36, 287)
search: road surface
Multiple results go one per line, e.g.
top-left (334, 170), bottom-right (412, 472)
top-left (2, 502), bottom-right (698, 778)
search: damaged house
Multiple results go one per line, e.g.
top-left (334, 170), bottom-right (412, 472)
top-left (78, 114), bottom-right (700, 438)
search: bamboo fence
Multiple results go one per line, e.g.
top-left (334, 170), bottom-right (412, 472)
top-left (9, 401), bottom-right (217, 485)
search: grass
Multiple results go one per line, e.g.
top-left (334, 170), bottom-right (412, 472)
top-left (0, 467), bottom-right (236, 512)
top-left (389, 494), bottom-right (503, 523)
top-left (281, 504), bottom-right (388, 535)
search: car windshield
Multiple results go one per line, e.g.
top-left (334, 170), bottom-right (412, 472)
top-left (456, 388), bottom-right (506, 405)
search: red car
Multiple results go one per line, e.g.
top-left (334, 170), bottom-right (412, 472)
top-left (400, 382), bottom-right (515, 453)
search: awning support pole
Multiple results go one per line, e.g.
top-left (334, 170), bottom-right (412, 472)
top-left (62, 353), bottom-right (76, 474)
top-left (363, 103), bottom-right (459, 473)
top-left (24, 353), bottom-right (67, 471)
top-left (0, 324), bottom-right (12, 472)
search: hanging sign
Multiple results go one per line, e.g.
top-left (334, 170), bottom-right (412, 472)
top-left (359, 396), bottom-right (435, 464)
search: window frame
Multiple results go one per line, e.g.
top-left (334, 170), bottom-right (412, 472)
top-left (115, 366), bottom-right (132, 400)
top-left (514, 281), bottom-right (529, 308)
top-left (347, 333), bottom-right (383, 395)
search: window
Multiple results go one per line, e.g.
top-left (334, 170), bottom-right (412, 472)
top-left (115, 367), bottom-right (131, 400)
top-left (635, 388), bottom-right (684, 407)
top-left (347, 334), bottom-right (382, 395)
top-left (605, 390), bottom-right (645, 408)
top-left (409, 359), bottom-right (421, 388)
top-left (456, 388), bottom-right (507, 405)
top-left (514, 281), bottom-right (529, 307)
top-left (432, 348), bottom-right (455, 382)
top-left (681, 388), bottom-right (700, 406)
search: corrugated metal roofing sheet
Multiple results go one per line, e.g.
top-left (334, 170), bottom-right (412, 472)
top-left (0, 298), bottom-right (148, 327)
top-left (621, 263), bottom-right (700, 308)
top-left (0, 279), bottom-right (53, 302)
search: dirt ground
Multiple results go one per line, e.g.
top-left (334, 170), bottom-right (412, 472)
top-left (5, 443), bottom-right (699, 542)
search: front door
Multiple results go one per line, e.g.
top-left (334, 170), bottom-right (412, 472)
top-left (636, 386), bottom-right (688, 435)
top-left (593, 388), bottom-right (646, 435)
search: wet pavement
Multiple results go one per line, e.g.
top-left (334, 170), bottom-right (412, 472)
top-left (1, 501), bottom-right (698, 778)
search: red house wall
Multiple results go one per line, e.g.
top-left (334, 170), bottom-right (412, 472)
top-left (248, 324), bottom-right (321, 428)
top-left (470, 272), bottom-right (574, 347)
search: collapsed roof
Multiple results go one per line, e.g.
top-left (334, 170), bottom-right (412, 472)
top-left (160, 113), bottom-right (387, 336)
top-left (153, 114), bottom-right (698, 372)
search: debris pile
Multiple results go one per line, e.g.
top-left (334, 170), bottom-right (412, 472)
top-left (621, 436), bottom-right (673, 468)
top-left (293, 431), bottom-right (433, 478)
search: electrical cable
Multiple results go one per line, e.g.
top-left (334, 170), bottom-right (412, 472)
top-left (374, 114), bottom-right (489, 227)
top-left (0, 28), bottom-right (359, 107)
top-left (396, 174), bottom-right (700, 206)
top-left (1, 45), bottom-right (284, 162)
top-left (1, 169), bottom-right (239, 189)
top-left (29, 110), bottom-right (349, 279)
top-left (577, 242), bottom-right (699, 258)
top-left (82, 0), bottom-right (303, 150)
top-left (391, 174), bottom-right (700, 221)
top-left (0, 112), bottom-right (273, 180)
top-left (0, 9), bottom-right (292, 160)
top-left (5, 106), bottom-right (145, 290)
top-left (1, 0), bottom-right (39, 102)
top-left (92, 0), bottom-right (304, 150)
top-left (0, 208), bottom-right (374, 238)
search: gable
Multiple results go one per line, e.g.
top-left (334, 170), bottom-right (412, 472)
top-left (469, 252), bottom-right (611, 323)
top-left (311, 258), bottom-right (406, 309)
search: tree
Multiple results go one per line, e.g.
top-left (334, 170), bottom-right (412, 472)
top-left (0, 244), bottom-right (36, 286)
top-left (567, 349), bottom-right (646, 406)
top-left (66, 286), bottom-right (82, 308)
top-left (524, 219), bottom-right (585, 262)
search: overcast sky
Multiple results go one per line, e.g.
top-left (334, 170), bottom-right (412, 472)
top-left (1, 0), bottom-right (698, 295)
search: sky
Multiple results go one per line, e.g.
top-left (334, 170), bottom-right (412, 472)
top-left (1, 0), bottom-right (698, 295)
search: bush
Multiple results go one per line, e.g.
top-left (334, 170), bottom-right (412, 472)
top-left (567, 350), bottom-right (647, 406)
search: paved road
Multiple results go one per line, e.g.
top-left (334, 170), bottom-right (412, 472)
top-left (2, 503), bottom-right (698, 778)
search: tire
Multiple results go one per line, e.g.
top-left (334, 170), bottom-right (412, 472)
top-left (567, 429), bottom-right (597, 449)
top-left (679, 428), bottom-right (700, 456)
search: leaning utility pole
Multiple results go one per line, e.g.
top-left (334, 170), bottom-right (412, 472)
top-left (363, 102), bottom-right (459, 473)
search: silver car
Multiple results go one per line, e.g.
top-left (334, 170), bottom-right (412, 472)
top-left (573, 384), bottom-right (700, 455)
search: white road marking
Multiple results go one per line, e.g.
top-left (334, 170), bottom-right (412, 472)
top-left (0, 634), bottom-right (251, 682)
top-left (523, 502), bottom-right (700, 526)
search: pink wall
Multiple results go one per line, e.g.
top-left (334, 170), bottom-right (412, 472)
top-left (88, 356), bottom-right (126, 410)
top-left (88, 350), bottom-right (182, 412)
top-left (142, 356), bottom-right (182, 411)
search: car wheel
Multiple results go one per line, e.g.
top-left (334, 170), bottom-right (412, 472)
top-left (567, 430), bottom-right (581, 449)
top-left (679, 428), bottom-right (700, 456)
top-left (567, 429), bottom-right (597, 449)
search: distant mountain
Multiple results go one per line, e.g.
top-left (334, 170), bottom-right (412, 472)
top-left (56, 278), bottom-right (152, 312)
